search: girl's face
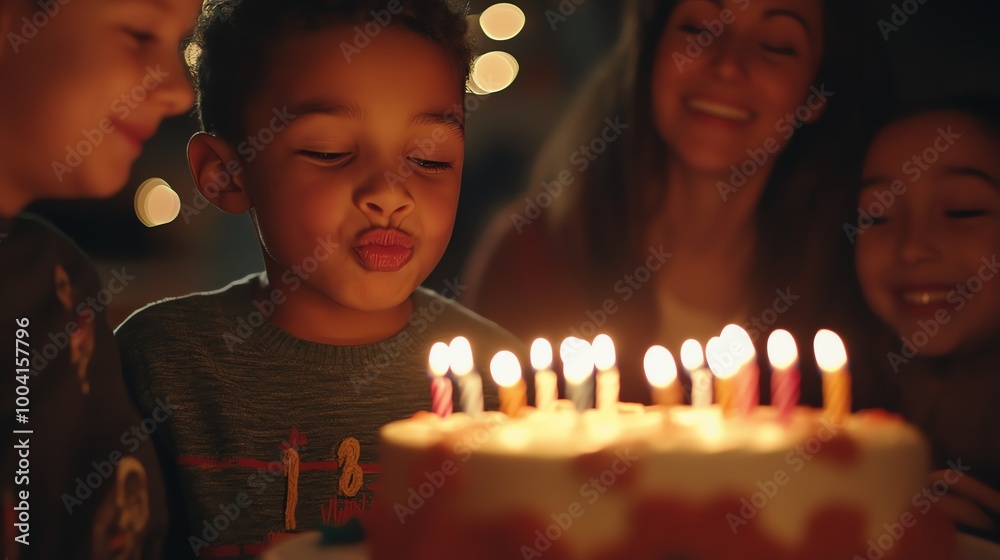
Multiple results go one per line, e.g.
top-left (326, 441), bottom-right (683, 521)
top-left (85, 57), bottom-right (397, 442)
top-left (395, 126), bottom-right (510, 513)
top-left (856, 110), bottom-right (1000, 357)
top-left (0, 0), bottom-right (198, 213)
top-left (652, 0), bottom-right (825, 174)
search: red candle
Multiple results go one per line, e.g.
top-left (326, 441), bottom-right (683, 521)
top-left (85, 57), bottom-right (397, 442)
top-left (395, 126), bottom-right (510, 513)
top-left (767, 329), bottom-right (800, 423)
top-left (721, 325), bottom-right (758, 417)
top-left (428, 342), bottom-right (452, 417)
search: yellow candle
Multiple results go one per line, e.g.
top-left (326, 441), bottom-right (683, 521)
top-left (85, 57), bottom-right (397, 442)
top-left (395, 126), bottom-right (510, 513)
top-left (706, 336), bottom-right (738, 415)
top-left (491, 350), bottom-right (526, 417)
top-left (531, 338), bottom-right (558, 411)
top-left (644, 345), bottom-right (682, 406)
top-left (592, 334), bottom-right (620, 411)
top-left (813, 329), bottom-right (851, 424)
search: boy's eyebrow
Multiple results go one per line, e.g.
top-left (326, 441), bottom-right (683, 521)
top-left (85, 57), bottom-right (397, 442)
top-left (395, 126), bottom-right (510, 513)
top-left (943, 166), bottom-right (1000, 189)
top-left (763, 9), bottom-right (812, 38)
top-left (412, 113), bottom-right (465, 138)
top-left (286, 100), bottom-right (364, 120)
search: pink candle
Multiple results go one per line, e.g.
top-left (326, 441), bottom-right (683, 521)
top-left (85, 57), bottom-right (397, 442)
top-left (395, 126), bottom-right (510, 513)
top-left (721, 325), bottom-right (758, 416)
top-left (428, 342), bottom-right (453, 417)
top-left (767, 330), bottom-right (800, 423)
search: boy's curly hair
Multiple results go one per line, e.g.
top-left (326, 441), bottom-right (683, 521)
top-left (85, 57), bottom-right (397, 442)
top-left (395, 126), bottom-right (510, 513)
top-left (187, 0), bottom-right (473, 144)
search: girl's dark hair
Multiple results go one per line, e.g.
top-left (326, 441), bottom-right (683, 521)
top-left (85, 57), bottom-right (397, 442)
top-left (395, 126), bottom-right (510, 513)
top-left (188, 0), bottom-right (473, 145)
top-left (536, 0), bottom-right (892, 315)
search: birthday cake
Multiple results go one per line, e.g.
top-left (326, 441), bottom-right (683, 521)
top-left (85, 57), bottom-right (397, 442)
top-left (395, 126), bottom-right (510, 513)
top-left (367, 405), bottom-right (957, 560)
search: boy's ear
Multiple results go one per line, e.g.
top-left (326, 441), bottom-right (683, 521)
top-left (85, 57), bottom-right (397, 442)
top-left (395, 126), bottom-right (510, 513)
top-left (187, 132), bottom-right (252, 214)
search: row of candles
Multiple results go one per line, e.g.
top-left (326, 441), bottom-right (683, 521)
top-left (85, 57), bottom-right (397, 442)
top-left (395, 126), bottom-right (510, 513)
top-left (428, 325), bottom-right (852, 424)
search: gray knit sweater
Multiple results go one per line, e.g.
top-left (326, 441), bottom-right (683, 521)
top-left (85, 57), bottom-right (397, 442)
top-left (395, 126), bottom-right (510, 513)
top-left (115, 273), bottom-right (524, 558)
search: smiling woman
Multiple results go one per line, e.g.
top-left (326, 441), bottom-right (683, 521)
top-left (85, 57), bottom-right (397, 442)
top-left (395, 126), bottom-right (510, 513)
top-left (464, 0), bottom-right (892, 406)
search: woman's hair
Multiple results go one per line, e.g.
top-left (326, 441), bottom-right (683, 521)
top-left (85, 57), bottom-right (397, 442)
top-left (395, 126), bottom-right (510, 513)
top-left (188, 0), bottom-right (474, 146)
top-left (535, 0), bottom-right (891, 310)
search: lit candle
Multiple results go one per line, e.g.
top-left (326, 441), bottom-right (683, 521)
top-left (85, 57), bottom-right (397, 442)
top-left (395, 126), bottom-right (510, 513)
top-left (644, 345), bottom-right (682, 406)
top-left (592, 334), bottom-right (620, 411)
top-left (813, 329), bottom-right (851, 424)
top-left (767, 330), bottom-right (800, 423)
top-left (706, 336), bottom-right (737, 414)
top-left (531, 338), bottom-right (558, 411)
top-left (680, 339), bottom-right (712, 407)
top-left (428, 342), bottom-right (453, 417)
top-left (449, 336), bottom-right (483, 418)
top-left (491, 350), bottom-right (527, 417)
top-left (721, 324), bottom-right (758, 417)
top-left (560, 337), bottom-right (594, 412)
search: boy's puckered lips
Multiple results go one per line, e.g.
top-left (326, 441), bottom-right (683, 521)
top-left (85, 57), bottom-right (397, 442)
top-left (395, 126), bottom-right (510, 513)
top-left (354, 228), bottom-right (414, 272)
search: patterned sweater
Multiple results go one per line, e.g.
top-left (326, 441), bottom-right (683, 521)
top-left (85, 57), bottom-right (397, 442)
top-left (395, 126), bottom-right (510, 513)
top-left (115, 273), bottom-right (525, 558)
top-left (1, 214), bottom-right (167, 560)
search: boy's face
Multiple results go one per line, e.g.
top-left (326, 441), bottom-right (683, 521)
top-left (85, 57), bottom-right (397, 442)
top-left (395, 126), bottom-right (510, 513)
top-left (239, 24), bottom-right (465, 312)
top-left (856, 110), bottom-right (1000, 356)
top-left (0, 0), bottom-right (199, 212)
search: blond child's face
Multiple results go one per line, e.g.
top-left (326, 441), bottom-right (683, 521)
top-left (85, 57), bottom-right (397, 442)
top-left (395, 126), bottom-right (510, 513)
top-left (652, 0), bottom-right (825, 173)
top-left (238, 24), bottom-right (465, 312)
top-left (856, 110), bottom-right (1000, 356)
top-left (0, 0), bottom-right (199, 212)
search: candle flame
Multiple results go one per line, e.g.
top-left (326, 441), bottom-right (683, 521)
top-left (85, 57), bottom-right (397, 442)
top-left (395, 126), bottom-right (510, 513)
top-left (428, 342), bottom-right (451, 377)
top-left (680, 339), bottom-right (704, 370)
top-left (705, 336), bottom-right (739, 379)
top-left (490, 350), bottom-right (522, 387)
top-left (530, 338), bottom-right (553, 370)
top-left (560, 337), bottom-right (594, 384)
top-left (449, 336), bottom-right (474, 377)
top-left (721, 324), bottom-right (755, 366)
top-left (644, 345), bottom-right (677, 388)
top-left (813, 329), bottom-right (847, 372)
top-left (767, 330), bottom-right (798, 370)
top-left (592, 334), bottom-right (617, 371)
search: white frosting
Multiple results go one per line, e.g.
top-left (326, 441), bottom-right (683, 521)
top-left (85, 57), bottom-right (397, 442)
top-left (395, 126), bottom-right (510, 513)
top-left (379, 404), bottom-right (929, 557)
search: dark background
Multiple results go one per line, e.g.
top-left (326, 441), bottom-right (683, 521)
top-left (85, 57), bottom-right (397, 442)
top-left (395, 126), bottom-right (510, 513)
top-left (26, 0), bottom-right (1000, 326)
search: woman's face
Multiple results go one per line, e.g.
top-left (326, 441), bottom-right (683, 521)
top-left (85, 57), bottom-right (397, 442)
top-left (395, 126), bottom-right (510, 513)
top-left (651, 0), bottom-right (825, 175)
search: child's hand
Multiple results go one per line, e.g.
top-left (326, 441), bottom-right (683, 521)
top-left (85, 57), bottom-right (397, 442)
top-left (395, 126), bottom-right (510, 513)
top-left (930, 470), bottom-right (1000, 532)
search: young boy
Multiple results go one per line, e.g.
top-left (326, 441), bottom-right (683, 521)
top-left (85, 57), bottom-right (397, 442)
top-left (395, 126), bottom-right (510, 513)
top-left (114, 1), bottom-right (526, 556)
top-left (0, 0), bottom-right (200, 558)
top-left (855, 98), bottom-right (1000, 541)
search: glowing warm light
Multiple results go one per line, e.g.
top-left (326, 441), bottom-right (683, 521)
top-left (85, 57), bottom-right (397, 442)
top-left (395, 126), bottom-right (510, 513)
top-left (490, 350), bottom-right (522, 388)
top-left (479, 3), bottom-right (525, 40)
top-left (560, 338), bottom-right (594, 384)
top-left (592, 334), bottom-right (616, 371)
top-left (135, 178), bottom-right (180, 227)
top-left (721, 324), bottom-right (755, 365)
top-left (680, 339), bottom-right (704, 370)
top-left (643, 345), bottom-right (677, 388)
top-left (470, 51), bottom-right (518, 93)
top-left (767, 330), bottom-right (798, 370)
top-left (530, 338), bottom-right (553, 370)
top-left (449, 336), bottom-right (474, 376)
top-left (428, 342), bottom-right (451, 378)
top-left (813, 330), bottom-right (848, 371)
top-left (706, 336), bottom-right (738, 379)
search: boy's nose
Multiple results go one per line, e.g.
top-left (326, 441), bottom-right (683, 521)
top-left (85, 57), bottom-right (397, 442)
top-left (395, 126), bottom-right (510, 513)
top-left (355, 179), bottom-right (415, 227)
top-left (708, 36), bottom-right (749, 82)
top-left (155, 55), bottom-right (196, 117)
top-left (897, 220), bottom-right (940, 265)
